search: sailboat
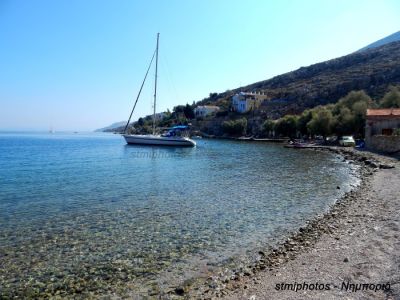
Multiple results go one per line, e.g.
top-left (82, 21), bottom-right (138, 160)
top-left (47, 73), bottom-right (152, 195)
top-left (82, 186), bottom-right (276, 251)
top-left (122, 33), bottom-right (196, 147)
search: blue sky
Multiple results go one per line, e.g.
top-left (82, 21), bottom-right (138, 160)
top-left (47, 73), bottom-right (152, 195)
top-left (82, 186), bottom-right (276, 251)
top-left (0, 0), bottom-right (399, 131)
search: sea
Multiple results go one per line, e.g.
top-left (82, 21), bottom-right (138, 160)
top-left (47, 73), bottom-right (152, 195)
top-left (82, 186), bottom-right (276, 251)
top-left (0, 132), bottom-right (360, 297)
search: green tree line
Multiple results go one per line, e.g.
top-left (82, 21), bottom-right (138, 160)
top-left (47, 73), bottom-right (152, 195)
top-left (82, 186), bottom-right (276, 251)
top-left (261, 86), bottom-right (400, 138)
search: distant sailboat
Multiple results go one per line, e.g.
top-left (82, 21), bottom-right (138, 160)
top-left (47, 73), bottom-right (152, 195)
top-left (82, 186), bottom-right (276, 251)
top-left (49, 126), bottom-right (55, 134)
top-left (122, 33), bottom-right (196, 147)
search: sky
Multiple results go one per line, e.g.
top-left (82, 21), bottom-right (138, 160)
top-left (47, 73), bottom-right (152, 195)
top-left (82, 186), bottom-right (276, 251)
top-left (0, 0), bottom-right (399, 131)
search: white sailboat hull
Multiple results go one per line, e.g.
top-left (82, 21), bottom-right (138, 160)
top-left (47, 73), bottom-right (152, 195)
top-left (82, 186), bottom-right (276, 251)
top-left (123, 134), bottom-right (196, 147)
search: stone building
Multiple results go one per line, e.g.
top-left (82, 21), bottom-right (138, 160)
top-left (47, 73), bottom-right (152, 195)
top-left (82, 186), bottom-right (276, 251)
top-left (365, 108), bottom-right (400, 153)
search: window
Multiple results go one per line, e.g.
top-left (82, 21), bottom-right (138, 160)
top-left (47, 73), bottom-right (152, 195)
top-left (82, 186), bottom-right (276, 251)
top-left (382, 128), bottom-right (393, 135)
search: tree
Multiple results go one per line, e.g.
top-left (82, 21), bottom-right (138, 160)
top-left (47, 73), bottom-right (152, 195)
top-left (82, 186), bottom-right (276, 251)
top-left (183, 103), bottom-right (195, 119)
top-left (222, 118), bottom-right (247, 136)
top-left (335, 107), bottom-right (354, 135)
top-left (262, 119), bottom-right (275, 137)
top-left (173, 105), bottom-right (186, 113)
top-left (137, 117), bottom-right (145, 126)
top-left (380, 86), bottom-right (400, 108)
top-left (330, 90), bottom-right (370, 137)
top-left (209, 92), bottom-right (218, 99)
top-left (334, 90), bottom-right (372, 113)
top-left (297, 110), bottom-right (312, 136)
top-left (352, 100), bottom-right (368, 136)
top-left (274, 115), bottom-right (298, 138)
top-left (307, 108), bottom-right (334, 138)
top-left (172, 105), bottom-right (186, 120)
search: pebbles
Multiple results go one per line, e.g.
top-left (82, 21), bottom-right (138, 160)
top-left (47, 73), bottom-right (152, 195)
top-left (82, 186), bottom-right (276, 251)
top-left (187, 146), bottom-right (395, 299)
top-left (2, 146), bottom-right (393, 299)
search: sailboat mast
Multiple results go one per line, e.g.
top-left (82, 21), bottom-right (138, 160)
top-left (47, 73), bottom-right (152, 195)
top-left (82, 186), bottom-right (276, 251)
top-left (152, 33), bottom-right (159, 135)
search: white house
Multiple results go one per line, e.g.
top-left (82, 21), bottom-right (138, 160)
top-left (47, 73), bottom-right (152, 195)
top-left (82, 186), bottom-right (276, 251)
top-left (194, 105), bottom-right (220, 117)
top-left (232, 92), bottom-right (267, 113)
top-left (155, 112), bottom-right (166, 121)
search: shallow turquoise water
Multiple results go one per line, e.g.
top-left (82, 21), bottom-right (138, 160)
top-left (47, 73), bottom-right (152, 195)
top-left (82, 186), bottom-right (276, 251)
top-left (0, 132), bottom-right (358, 296)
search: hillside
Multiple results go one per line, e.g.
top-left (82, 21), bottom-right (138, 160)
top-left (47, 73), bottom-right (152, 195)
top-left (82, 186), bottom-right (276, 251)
top-left (358, 31), bottom-right (400, 52)
top-left (95, 121), bottom-right (126, 132)
top-left (111, 38), bottom-right (400, 134)
top-left (200, 40), bottom-right (400, 119)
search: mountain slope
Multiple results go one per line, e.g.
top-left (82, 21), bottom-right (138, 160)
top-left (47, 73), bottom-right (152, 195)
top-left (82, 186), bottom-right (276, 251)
top-left (358, 31), bottom-right (400, 52)
top-left (201, 40), bottom-right (400, 119)
top-left (95, 121), bottom-right (126, 132)
top-left (111, 36), bottom-right (400, 132)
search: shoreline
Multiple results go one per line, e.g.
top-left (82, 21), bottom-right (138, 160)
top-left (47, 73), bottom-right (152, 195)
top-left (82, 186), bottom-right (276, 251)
top-left (176, 147), bottom-right (398, 299)
top-left (1, 142), bottom-right (398, 298)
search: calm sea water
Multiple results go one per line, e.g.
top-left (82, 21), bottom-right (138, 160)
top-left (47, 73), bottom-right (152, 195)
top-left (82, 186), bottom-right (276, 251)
top-left (0, 132), bottom-right (359, 297)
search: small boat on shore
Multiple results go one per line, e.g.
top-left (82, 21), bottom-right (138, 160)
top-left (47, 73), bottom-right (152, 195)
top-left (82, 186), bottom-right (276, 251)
top-left (236, 136), bottom-right (254, 141)
top-left (252, 138), bottom-right (288, 143)
top-left (284, 140), bottom-right (320, 149)
top-left (235, 136), bottom-right (289, 143)
top-left (122, 33), bottom-right (196, 147)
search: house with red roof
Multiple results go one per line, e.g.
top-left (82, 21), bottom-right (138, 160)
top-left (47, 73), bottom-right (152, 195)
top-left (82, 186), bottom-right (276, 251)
top-left (365, 108), bottom-right (400, 152)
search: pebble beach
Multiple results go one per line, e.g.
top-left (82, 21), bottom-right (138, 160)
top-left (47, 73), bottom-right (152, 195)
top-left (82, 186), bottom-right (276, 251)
top-left (186, 148), bottom-right (400, 300)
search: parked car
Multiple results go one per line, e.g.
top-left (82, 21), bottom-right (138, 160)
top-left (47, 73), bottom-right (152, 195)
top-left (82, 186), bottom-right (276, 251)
top-left (339, 136), bottom-right (356, 147)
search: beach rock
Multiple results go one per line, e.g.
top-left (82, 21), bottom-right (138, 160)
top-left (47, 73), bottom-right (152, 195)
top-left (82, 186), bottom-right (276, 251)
top-left (175, 287), bottom-right (185, 295)
top-left (379, 164), bottom-right (395, 169)
top-left (243, 269), bottom-right (252, 276)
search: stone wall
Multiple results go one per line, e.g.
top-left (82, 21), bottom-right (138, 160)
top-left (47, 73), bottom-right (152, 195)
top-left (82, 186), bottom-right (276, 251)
top-left (368, 119), bottom-right (400, 135)
top-left (368, 135), bottom-right (400, 153)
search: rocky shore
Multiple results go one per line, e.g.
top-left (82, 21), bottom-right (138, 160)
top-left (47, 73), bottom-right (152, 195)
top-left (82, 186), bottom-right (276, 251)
top-left (174, 147), bottom-right (399, 299)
